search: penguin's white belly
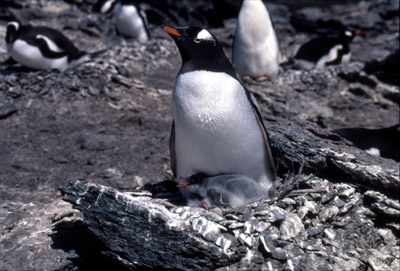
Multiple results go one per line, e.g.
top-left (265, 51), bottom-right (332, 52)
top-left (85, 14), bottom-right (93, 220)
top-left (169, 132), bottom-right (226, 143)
top-left (233, 3), bottom-right (279, 79)
top-left (173, 71), bottom-right (270, 186)
top-left (234, 34), bottom-right (279, 79)
top-left (115, 5), bottom-right (148, 43)
top-left (7, 40), bottom-right (68, 70)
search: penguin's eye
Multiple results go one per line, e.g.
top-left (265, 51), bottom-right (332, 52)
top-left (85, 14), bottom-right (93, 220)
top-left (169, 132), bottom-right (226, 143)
top-left (194, 38), bottom-right (201, 43)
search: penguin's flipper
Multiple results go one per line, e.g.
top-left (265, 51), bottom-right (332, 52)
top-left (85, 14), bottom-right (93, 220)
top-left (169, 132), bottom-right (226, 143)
top-left (139, 9), bottom-right (151, 39)
top-left (34, 36), bottom-right (67, 59)
top-left (248, 91), bottom-right (276, 181)
top-left (169, 120), bottom-right (177, 176)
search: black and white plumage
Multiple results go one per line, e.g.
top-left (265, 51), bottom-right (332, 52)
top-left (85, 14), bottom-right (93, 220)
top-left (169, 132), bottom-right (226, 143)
top-left (332, 124), bottom-right (399, 162)
top-left (233, 0), bottom-right (280, 81)
top-left (114, 0), bottom-right (150, 43)
top-left (183, 174), bottom-right (268, 208)
top-left (162, 26), bottom-right (276, 207)
top-left (294, 29), bottom-right (360, 70)
top-left (5, 21), bottom-right (86, 70)
top-left (94, 0), bottom-right (118, 13)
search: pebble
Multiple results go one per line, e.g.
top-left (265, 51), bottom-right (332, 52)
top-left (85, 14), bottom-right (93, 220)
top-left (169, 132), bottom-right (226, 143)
top-left (320, 206), bottom-right (339, 223)
top-left (323, 228), bottom-right (336, 240)
top-left (280, 213), bottom-right (304, 240)
top-left (0, 104), bottom-right (18, 119)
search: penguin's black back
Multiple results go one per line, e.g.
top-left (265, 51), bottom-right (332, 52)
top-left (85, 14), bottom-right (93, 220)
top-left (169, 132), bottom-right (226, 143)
top-left (17, 24), bottom-right (84, 60)
top-left (295, 36), bottom-right (349, 63)
top-left (332, 125), bottom-right (400, 161)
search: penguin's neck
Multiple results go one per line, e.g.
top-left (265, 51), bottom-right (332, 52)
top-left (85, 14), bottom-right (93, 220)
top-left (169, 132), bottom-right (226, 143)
top-left (179, 51), bottom-right (237, 78)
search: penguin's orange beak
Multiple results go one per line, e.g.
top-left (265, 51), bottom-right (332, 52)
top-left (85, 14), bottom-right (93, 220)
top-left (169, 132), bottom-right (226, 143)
top-left (354, 29), bottom-right (361, 35)
top-left (162, 26), bottom-right (182, 37)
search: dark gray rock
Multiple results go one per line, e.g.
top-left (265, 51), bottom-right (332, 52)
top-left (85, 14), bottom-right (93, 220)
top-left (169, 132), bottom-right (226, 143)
top-left (78, 133), bottom-right (118, 151)
top-left (0, 104), bottom-right (18, 119)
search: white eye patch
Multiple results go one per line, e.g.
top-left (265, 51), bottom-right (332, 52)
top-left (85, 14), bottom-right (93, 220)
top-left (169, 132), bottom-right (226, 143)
top-left (196, 29), bottom-right (213, 41)
top-left (345, 31), bottom-right (352, 37)
top-left (7, 21), bottom-right (20, 31)
top-left (36, 34), bottom-right (64, 53)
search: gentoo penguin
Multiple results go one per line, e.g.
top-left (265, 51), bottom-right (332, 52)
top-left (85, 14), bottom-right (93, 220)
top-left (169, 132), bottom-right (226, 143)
top-left (162, 26), bottom-right (276, 206)
top-left (5, 21), bottom-right (86, 70)
top-left (114, 0), bottom-right (150, 43)
top-left (94, 0), bottom-right (118, 14)
top-left (294, 29), bottom-right (360, 70)
top-left (183, 174), bottom-right (268, 208)
top-left (233, 0), bottom-right (280, 81)
top-left (332, 124), bottom-right (399, 162)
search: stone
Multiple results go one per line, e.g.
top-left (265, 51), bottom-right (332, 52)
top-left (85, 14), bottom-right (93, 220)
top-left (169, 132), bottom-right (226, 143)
top-left (320, 206), bottom-right (339, 223)
top-left (304, 200), bottom-right (320, 215)
top-left (265, 206), bottom-right (287, 223)
top-left (323, 228), bottom-right (336, 240)
top-left (243, 218), bottom-right (258, 234)
top-left (192, 217), bottom-right (225, 242)
top-left (255, 221), bottom-right (271, 232)
top-left (309, 225), bottom-right (324, 236)
top-left (280, 213), bottom-right (304, 240)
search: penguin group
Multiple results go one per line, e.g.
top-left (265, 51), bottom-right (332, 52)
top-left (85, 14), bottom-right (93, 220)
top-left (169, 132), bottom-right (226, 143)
top-left (2, 1), bottom-right (397, 208)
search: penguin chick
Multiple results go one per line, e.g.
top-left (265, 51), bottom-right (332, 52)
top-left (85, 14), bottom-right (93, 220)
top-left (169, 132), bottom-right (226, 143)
top-left (233, 0), bottom-right (280, 81)
top-left (5, 21), bottom-right (97, 71)
top-left (184, 174), bottom-right (268, 208)
top-left (332, 124), bottom-right (399, 162)
top-left (162, 25), bottom-right (276, 204)
top-left (114, 0), bottom-right (150, 43)
top-left (294, 29), bottom-right (360, 70)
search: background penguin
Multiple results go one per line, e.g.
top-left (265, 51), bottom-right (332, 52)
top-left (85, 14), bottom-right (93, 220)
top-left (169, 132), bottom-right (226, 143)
top-left (183, 174), bottom-right (268, 208)
top-left (5, 21), bottom-right (89, 71)
top-left (332, 124), bottom-right (399, 162)
top-left (114, 0), bottom-right (150, 43)
top-left (162, 25), bottom-right (276, 206)
top-left (94, 0), bottom-right (118, 14)
top-left (233, 0), bottom-right (280, 81)
top-left (294, 28), bottom-right (360, 70)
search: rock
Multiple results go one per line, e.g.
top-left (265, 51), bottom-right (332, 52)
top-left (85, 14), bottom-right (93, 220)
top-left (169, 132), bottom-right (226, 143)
top-left (255, 221), bottom-right (271, 232)
top-left (320, 206), bottom-right (339, 223)
top-left (60, 181), bottom-right (241, 270)
top-left (323, 228), bottom-right (336, 240)
top-left (243, 218), bottom-right (258, 234)
top-left (78, 133), bottom-right (118, 151)
top-left (0, 104), bottom-right (18, 119)
top-left (280, 213), bottom-right (304, 240)
top-left (308, 226), bottom-right (324, 236)
top-left (265, 206), bottom-right (287, 223)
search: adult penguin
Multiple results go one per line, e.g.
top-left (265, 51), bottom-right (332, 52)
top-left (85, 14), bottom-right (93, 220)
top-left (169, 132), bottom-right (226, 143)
top-left (233, 0), bottom-right (280, 81)
top-left (162, 26), bottom-right (276, 205)
top-left (5, 21), bottom-right (87, 70)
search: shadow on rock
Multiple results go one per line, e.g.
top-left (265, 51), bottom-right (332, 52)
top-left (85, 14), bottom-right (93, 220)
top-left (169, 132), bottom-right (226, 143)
top-left (50, 220), bottom-right (131, 271)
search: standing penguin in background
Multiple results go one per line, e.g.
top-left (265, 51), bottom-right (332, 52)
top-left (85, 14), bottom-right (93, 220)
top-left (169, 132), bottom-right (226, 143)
top-left (114, 0), bottom-right (151, 43)
top-left (5, 21), bottom-right (87, 71)
top-left (233, 0), bottom-right (280, 81)
top-left (294, 28), bottom-right (360, 70)
top-left (162, 26), bottom-right (276, 206)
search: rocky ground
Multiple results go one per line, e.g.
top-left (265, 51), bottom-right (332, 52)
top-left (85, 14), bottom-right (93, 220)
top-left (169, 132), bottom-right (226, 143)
top-left (0, 0), bottom-right (398, 270)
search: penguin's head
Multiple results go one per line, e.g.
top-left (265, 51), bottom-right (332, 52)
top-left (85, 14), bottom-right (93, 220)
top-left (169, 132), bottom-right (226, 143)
top-left (162, 25), bottom-right (222, 61)
top-left (342, 29), bottom-right (361, 41)
top-left (6, 21), bottom-right (21, 44)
